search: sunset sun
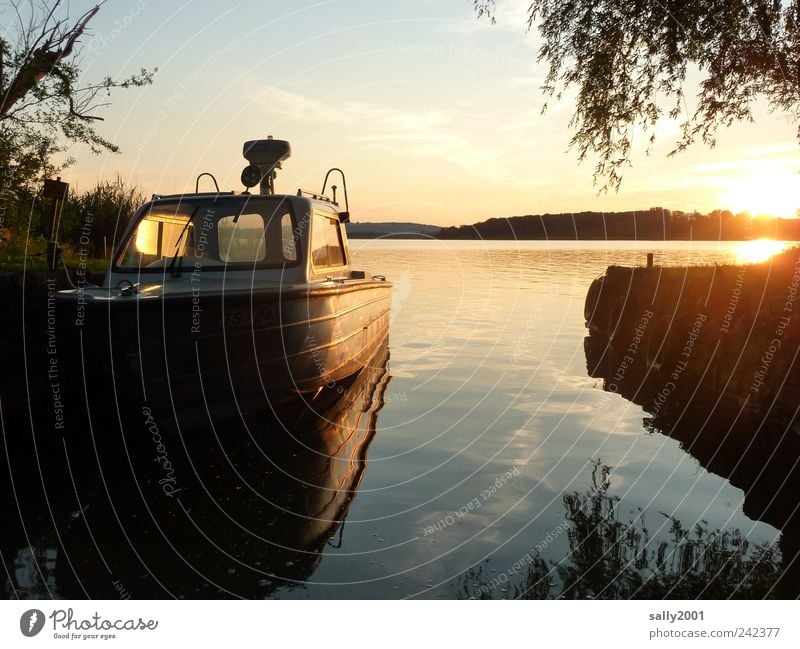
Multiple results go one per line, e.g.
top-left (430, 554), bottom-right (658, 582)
top-left (719, 169), bottom-right (800, 218)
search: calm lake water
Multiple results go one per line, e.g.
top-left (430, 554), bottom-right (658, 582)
top-left (3, 240), bottom-right (798, 599)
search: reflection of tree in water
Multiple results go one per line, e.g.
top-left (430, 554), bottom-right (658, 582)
top-left (460, 461), bottom-right (782, 599)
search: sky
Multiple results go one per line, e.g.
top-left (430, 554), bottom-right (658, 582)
top-left (6, 0), bottom-right (800, 225)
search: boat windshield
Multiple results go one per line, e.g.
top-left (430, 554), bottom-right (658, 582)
top-left (115, 197), bottom-right (298, 271)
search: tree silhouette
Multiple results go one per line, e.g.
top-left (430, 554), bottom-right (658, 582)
top-left (0, 1), bottom-right (154, 197)
top-left (474, 1), bottom-right (800, 190)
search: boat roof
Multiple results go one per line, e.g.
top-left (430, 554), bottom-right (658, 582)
top-left (148, 191), bottom-right (339, 208)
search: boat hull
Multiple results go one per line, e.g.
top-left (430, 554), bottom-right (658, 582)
top-left (57, 280), bottom-right (391, 410)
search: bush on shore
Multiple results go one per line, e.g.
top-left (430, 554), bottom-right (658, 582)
top-left (0, 177), bottom-right (144, 272)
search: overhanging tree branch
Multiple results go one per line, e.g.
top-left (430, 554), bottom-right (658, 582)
top-left (475, 0), bottom-right (800, 191)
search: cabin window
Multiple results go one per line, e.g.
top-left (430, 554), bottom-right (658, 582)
top-left (115, 198), bottom-right (299, 271)
top-left (116, 206), bottom-right (195, 269)
top-left (281, 212), bottom-right (297, 261)
top-left (310, 211), bottom-right (346, 268)
top-left (217, 213), bottom-right (267, 263)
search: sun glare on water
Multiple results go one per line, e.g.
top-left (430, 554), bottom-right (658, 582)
top-left (734, 239), bottom-right (792, 264)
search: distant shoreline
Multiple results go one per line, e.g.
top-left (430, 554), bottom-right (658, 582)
top-left (349, 234), bottom-right (800, 241)
top-left (348, 208), bottom-right (800, 241)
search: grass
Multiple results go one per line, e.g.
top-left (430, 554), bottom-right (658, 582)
top-left (0, 236), bottom-right (109, 273)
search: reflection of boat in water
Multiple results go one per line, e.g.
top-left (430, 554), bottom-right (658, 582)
top-left (56, 138), bottom-right (391, 407)
top-left (2, 336), bottom-right (391, 599)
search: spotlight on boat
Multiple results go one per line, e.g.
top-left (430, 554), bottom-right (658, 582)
top-left (240, 164), bottom-right (262, 190)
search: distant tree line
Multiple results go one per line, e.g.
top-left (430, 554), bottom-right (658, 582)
top-left (436, 207), bottom-right (800, 241)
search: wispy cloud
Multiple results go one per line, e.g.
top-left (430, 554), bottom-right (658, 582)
top-left (489, 0), bottom-right (537, 31)
top-left (437, 18), bottom-right (493, 35)
top-left (688, 157), bottom-right (800, 174)
top-left (246, 83), bottom-right (512, 180)
top-left (249, 84), bottom-right (347, 123)
top-left (734, 143), bottom-right (800, 158)
top-left (438, 0), bottom-right (535, 35)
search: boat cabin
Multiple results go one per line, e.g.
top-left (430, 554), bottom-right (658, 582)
top-left (110, 194), bottom-right (350, 287)
top-left (106, 138), bottom-right (355, 289)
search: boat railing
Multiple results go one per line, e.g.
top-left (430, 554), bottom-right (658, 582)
top-left (321, 167), bottom-right (350, 223)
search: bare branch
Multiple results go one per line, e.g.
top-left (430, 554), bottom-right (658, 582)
top-left (0, 0), bottom-right (154, 191)
top-left (1, 2), bottom-right (100, 118)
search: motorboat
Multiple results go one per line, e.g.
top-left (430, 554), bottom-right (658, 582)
top-left (56, 138), bottom-right (392, 408)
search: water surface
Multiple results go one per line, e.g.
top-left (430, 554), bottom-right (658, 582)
top-left (3, 240), bottom-right (797, 598)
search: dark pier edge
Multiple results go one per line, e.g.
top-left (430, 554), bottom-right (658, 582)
top-left (584, 246), bottom-right (800, 597)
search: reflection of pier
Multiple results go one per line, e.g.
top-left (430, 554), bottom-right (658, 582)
top-left (2, 336), bottom-right (391, 599)
top-left (584, 252), bottom-right (800, 596)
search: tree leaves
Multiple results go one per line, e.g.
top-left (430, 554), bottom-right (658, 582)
top-left (0, 1), bottom-right (155, 194)
top-left (475, 0), bottom-right (800, 191)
